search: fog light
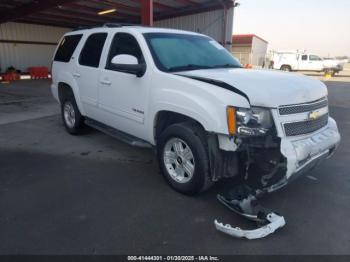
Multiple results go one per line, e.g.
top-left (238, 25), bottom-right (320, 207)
top-left (238, 127), bottom-right (268, 136)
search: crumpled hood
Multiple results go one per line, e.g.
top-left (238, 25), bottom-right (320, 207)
top-left (180, 68), bottom-right (328, 107)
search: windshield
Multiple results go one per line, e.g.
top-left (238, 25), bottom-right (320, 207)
top-left (143, 33), bottom-right (242, 73)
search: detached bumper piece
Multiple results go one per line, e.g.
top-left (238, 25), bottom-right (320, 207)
top-left (214, 186), bottom-right (286, 240)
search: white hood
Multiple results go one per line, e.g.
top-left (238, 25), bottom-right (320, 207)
top-left (180, 68), bottom-right (328, 108)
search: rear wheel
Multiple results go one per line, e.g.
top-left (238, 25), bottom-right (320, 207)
top-left (280, 65), bottom-right (291, 72)
top-left (61, 91), bottom-right (85, 135)
top-left (157, 122), bottom-right (214, 195)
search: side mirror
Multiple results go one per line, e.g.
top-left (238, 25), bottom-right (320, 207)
top-left (111, 54), bottom-right (138, 65)
top-left (109, 54), bottom-right (146, 77)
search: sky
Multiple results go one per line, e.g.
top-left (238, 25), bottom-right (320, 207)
top-left (233, 0), bottom-right (350, 57)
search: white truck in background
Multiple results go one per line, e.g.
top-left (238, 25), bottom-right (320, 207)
top-left (270, 50), bottom-right (344, 76)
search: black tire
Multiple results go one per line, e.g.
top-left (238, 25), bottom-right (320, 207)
top-left (60, 90), bottom-right (85, 135)
top-left (157, 122), bottom-right (214, 195)
top-left (280, 65), bottom-right (291, 72)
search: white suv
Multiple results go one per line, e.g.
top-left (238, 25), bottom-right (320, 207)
top-left (51, 24), bottom-right (340, 195)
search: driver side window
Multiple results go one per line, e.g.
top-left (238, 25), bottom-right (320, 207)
top-left (106, 33), bottom-right (144, 70)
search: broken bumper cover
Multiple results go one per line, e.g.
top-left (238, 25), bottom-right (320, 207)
top-left (215, 188), bottom-right (286, 240)
top-left (274, 117), bottom-right (341, 190)
top-left (215, 213), bottom-right (286, 240)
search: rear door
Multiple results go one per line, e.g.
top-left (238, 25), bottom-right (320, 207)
top-left (74, 32), bottom-right (108, 119)
top-left (52, 34), bottom-right (83, 84)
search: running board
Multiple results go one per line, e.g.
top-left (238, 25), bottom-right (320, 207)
top-left (85, 118), bottom-right (152, 148)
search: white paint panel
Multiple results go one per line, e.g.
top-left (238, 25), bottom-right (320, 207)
top-left (0, 22), bottom-right (70, 72)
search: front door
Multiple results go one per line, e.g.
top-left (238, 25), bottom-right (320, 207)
top-left (98, 32), bottom-right (150, 140)
top-left (308, 55), bottom-right (324, 71)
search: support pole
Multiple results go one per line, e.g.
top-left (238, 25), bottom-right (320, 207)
top-left (219, 0), bottom-right (234, 51)
top-left (141, 0), bottom-right (153, 26)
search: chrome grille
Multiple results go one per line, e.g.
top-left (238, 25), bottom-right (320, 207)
top-left (279, 98), bottom-right (328, 115)
top-left (284, 114), bottom-right (329, 136)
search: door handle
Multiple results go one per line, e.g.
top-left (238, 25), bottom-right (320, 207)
top-left (100, 79), bottom-right (112, 86)
top-left (73, 73), bottom-right (81, 78)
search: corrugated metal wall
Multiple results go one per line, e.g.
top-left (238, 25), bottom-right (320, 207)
top-left (155, 9), bottom-right (225, 42)
top-left (0, 10), bottom-right (234, 72)
top-left (0, 22), bottom-right (70, 72)
top-left (251, 37), bottom-right (268, 66)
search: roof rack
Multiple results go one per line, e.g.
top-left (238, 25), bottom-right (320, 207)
top-left (72, 23), bottom-right (145, 31)
top-left (103, 23), bottom-right (141, 28)
top-left (72, 26), bottom-right (95, 31)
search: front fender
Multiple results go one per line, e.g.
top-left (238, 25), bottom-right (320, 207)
top-left (147, 73), bottom-right (250, 144)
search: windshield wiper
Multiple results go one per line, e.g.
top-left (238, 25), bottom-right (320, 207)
top-left (168, 64), bottom-right (213, 72)
top-left (212, 64), bottom-right (242, 69)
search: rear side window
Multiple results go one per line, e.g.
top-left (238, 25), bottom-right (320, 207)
top-left (79, 33), bottom-right (108, 68)
top-left (54, 34), bottom-right (82, 62)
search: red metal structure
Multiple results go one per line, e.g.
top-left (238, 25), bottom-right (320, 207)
top-left (232, 34), bottom-right (269, 45)
top-left (28, 67), bottom-right (49, 79)
top-left (141, 0), bottom-right (153, 26)
top-left (0, 0), bottom-right (235, 28)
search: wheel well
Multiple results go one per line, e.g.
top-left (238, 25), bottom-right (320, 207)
top-left (58, 82), bottom-right (73, 104)
top-left (280, 64), bottom-right (291, 70)
top-left (154, 111), bottom-right (205, 142)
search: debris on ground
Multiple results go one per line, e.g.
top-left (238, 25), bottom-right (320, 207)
top-left (214, 185), bottom-right (286, 240)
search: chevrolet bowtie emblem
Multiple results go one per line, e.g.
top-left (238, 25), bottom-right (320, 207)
top-left (309, 111), bottom-right (320, 121)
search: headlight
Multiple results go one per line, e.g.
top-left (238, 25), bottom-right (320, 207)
top-left (227, 106), bottom-right (273, 136)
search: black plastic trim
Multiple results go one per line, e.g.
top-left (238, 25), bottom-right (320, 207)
top-left (177, 74), bottom-right (250, 104)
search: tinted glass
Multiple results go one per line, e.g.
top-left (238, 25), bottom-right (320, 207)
top-left (309, 55), bottom-right (322, 61)
top-left (302, 55), bottom-right (308, 61)
top-left (106, 33), bottom-right (144, 69)
top-left (144, 33), bottom-right (241, 72)
top-left (79, 33), bottom-right (108, 68)
top-left (54, 34), bottom-right (82, 62)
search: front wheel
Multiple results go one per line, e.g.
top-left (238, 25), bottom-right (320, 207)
top-left (157, 122), bottom-right (214, 195)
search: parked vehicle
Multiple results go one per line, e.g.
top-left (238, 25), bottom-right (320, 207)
top-left (51, 24), bottom-right (341, 195)
top-left (323, 57), bottom-right (347, 74)
top-left (270, 50), bottom-right (344, 75)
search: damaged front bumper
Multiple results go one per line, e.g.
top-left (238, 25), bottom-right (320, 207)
top-left (214, 213), bottom-right (285, 240)
top-left (275, 117), bottom-right (341, 191)
top-left (214, 117), bottom-right (341, 192)
top-left (214, 186), bottom-right (286, 240)
top-left (213, 118), bottom-right (340, 240)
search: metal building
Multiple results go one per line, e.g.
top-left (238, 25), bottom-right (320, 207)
top-left (232, 34), bottom-right (268, 67)
top-left (0, 0), bottom-right (236, 73)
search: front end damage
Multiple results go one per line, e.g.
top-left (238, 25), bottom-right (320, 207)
top-left (208, 106), bottom-right (341, 239)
